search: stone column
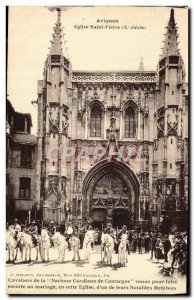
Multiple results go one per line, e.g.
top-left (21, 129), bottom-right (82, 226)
top-left (46, 104), bottom-right (50, 133)
top-left (120, 110), bottom-right (123, 140)
top-left (163, 137), bottom-right (167, 160)
top-left (104, 109), bottom-right (107, 139)
top-left (178, 108), bottom-right (182, 136)
top-left (164, 107), bottom-right (168, 136)
top-left (60, 66), bottom-right (63, 103)
top-left (85, 109), bottom-right (88, 139)
top-left (137, 109), bottom-right (141, 140)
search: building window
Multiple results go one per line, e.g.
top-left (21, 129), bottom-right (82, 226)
top-left (20, 146), bottom-right (32, 167)
top-left (90, 105), bottom-right (102, 137)
top-left (72, 198), bottom-right (77, 216)
top-left (170, 163), bottom-right (172, 169)
top-left (19, 177), bottom-right (31, 199)
top-left (124, 106), bottom-right (136, 138)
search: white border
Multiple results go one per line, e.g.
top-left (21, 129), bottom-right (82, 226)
top-left (0, 1), bottom-right (192, 299)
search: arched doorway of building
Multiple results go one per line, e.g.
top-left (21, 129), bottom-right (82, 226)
top-left (82, 160), bottom-right (140, 228)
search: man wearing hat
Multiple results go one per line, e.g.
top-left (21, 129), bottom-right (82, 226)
top-left (47, 221), bottom-right (56, 247)
top-left (144, 232), bottom-right (150, 253)
top-left (137, 232), bottom-right (143, 254)
top-left (13, 218), bottom-right (21, 234)
top-left (163, 235), bottom-right (172, 262)
top-left (81, 218), bottom-right (93, 232)
top-left (25, 221), bottom-right (39, 246)
top-left (150, 232), bottom-right (157, 259)
top-left (85, 225), bottom-right (95, 250)
top-left (116, 225), bottom-right (130, 254)
top-left (104, 223), bottom-right (116, 252)
top-left (117, 225), bottom-right (128, 238)
top-left (48, 221), bottom-right (57, 236)
top-left (105, 223), bottom-right (115, 238)
top-left (80, 220), bottom-right (95, 250)
top-left (64, 221), bottom-right (74, 250)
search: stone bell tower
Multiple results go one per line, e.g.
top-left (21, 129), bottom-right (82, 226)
top-left (152, 8), bottom-right (187, 231)
top-left (36, 9), bottom-right (72, 223)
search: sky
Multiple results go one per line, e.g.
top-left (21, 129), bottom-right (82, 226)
top-left (7, 6), bottom-right (188, 134)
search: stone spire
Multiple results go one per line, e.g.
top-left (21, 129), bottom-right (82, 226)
top-left (161, 8), bottom-right (179, 58)
top-left (50, 8), bottom-right (63, 55)
top-left (138, 57), bottom-right (144, 71)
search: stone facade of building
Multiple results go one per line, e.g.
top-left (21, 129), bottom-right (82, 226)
top-left (6, 100), bottom-right (38, 222)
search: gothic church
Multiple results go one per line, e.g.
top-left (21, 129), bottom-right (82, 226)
top-left (32, 8), bottom-right (188, 231)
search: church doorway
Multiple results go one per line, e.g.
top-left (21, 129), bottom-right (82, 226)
top-left (82, 160), bottom-right (140, 228)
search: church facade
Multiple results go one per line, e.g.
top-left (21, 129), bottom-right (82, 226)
top-left (35, 8), bottom-right (188, 231)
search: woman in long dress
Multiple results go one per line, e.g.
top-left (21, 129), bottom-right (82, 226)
top-left (155, 238), bottom-right (164, 263)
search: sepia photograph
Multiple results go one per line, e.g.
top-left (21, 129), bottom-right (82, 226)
top-left (6, 5), bottom-right (189, 295)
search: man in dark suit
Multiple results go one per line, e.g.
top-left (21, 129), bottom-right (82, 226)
top-left (163, 235), bottom-right (172, 262)
top-left (150, 232), bottom-right (157, 259)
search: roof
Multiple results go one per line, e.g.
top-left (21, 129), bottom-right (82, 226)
top-left (161, 9), bottom-right (180, 59)
top-left (6, 99), bottom-right (15, 115)
top-left (13, 133), bottom-right (37, 145)
top-left (14, 112), bottom-right (32, 127)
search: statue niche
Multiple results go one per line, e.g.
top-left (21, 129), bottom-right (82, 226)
top-left (49, 105), bottom-right (60, 133)
top-left (167, 107), bottom-right (178, 136)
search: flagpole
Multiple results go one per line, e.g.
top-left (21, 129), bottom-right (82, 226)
top-left (28, 210), bottom-right (31, 224)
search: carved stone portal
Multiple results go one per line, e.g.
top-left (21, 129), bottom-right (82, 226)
top-left (91, 172), bottom-right (131, 226)
top-left (82, 160), bottom-right (140, 227)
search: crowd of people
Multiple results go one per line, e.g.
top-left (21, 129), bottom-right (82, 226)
top-left (92, 223), bottom-right (187, 275)
top-left (6, 218), bottom-right (187, 275)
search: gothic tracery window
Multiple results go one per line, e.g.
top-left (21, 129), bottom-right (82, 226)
top-left (124, 106), bottom-right (136, 138)
top-left (90, 105), bottom-right (102, 137)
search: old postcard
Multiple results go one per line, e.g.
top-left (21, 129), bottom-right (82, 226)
top-left (6, 6), bottom-right (188, 295)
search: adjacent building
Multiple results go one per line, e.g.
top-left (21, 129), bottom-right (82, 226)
top-left (6, 99), bottom-right (37, 222)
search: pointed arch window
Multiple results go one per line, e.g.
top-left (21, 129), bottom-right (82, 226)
top-left (124, 106), bottom-right (136, 138)
top-left (90, 105), bottom-right (102, 137)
